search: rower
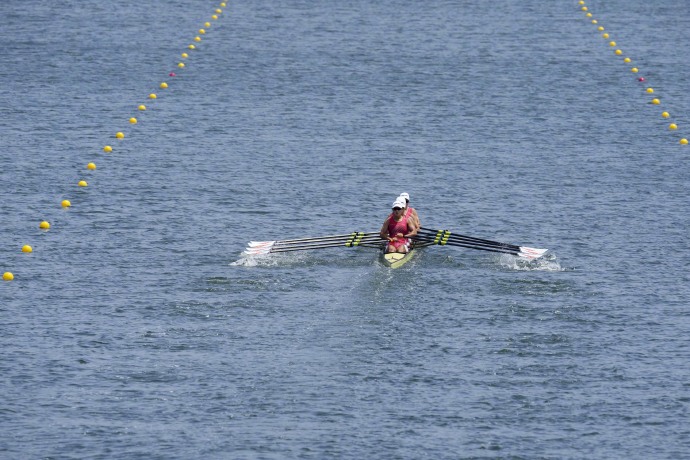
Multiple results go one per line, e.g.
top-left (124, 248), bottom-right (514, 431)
top-left (399, 192), bottom-right (421, 230)
top-left (380, 197), bottom-right (418, 253)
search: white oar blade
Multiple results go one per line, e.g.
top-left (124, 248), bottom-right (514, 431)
top-left (243, 247), bottom-right (271, 255)
top-left (248, 241), bottom-right (276, 248)
top-left (518, 246), bottom-right (549, 260)
top-left (244, 241), bottom-right (275, 255)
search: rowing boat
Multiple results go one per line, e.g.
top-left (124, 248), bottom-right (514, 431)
top-left (242, 227), bottom-right (549, 267)
top-left (381, 249), bottom-right (417, 269)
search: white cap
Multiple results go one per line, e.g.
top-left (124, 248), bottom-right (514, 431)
top-left (399, 192), bottom-right (410, 201)
top-left (392, 197), bottom-right (406, 209)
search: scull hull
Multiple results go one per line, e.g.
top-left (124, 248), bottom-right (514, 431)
top-left (381, 249), bottom-right (416, 269)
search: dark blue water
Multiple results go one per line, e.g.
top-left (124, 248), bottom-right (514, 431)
top-left (2, 1), bottom-right (690, 458)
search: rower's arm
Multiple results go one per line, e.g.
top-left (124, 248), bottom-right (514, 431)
top-left (380, 218), bottom-right (391, 239)
top-left (412, 209), bottom-right (421, 229)
top-left (404, 220), bottom-right (417, 238)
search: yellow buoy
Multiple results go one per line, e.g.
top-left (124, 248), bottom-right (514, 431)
top-left (586, 13), bottom-right (592, 18)
top-left (78, 180), bottom-right (88, 187)
top-left (615, 49), bottom-right (622, 55)
top-left (631, 67), bottom-right (639, 73)
top-left (103, 145), bottom-right (113, 153)
top-left (579, 0), bottom-right (585, 4)
top-left (87, 162), bottom-right (97, 170)
top-left (116, 131), bottom-right (125, 139)
top-left (61, 199), bottom-right (71, 208)
top-left (181, 53), bottom-right (189, 58)
top-left (138, 104), bottom-right (146, 111)
top-left (129, 117), bottom-right (137, 124)
top-left (669, 123), bottom-right (678, 130)
top-left (680, 138), bottom-right (689, 145)
top-left (39, 221), bottom-right (50, 230)
top-left (602, 33), bottom-right (609, 39)
top-left (22, 245), bottom-right (33, 253)
top-left (212, 15), bottom-right (218, 20)
top-left (652, 98), bottom-right (660, 105)
top-left (598, 26), bottom-right (605, 31)
top-left (215, 9), bottom-right (222, 14)
top-left (178, 62), bottom-right (185, 68)
top-left (204, 22), bottom-right (211, 28)
top-left (662, 112), bottom-right (670, 118)
top-left (220, 2), bottom-right (227, 6)
top-left (2, 272), bottom-right (14, 281)
top-left (194, 36), bottom-right (202, 42)
top-left (188, 44), bottom-right (196, 50)
top-left (149, 93), bottom-right (157, 99)
top-left (582, 6), bottom-right (588, 11)
top-left (624, 57), bottom-right (631, 63)
top-left (199, 29), bottom-right (206, 34)
top-left (609, 41), bottom-right (616, 47)
top-left (160, 82), bottom-right (168, 89)
top-left (591, 19), bottom-right (598, 24)
top-left (646, 88), bottom-right (654, 94)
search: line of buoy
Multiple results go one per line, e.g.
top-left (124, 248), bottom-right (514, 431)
top-left (3, 2), bottom-right (228, 282)
top-left (578, 1), bottom-right (688, 147)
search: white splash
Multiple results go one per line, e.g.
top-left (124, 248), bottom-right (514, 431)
top-left (230, 251), bottom-right (309, 267)
top-left (498, 252), bottom-right (563, 271)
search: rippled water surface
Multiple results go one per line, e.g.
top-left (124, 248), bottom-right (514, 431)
top-left (2, 1), bottom-right (690, 458)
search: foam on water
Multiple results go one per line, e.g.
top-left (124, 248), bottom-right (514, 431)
top-left (498, 252), bottom-right (563, 271)
top-left (231, 251), bottom-right (312, 267)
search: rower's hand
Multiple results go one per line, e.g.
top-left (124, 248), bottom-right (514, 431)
top-left (395, 233), bottom-right (404, 238)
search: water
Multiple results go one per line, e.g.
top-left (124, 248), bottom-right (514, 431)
top-left (2, 0), bottom-right (690, 458)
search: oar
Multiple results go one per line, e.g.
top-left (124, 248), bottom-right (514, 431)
top-left (414, 233), bottom-right (519, 253)
top-left (267, 240), bottom-right (387, 253)
top-left (244, 232), bottom-right (385, 255)
top-left (248, 231), bottom-right (379, 247)
top-left (266, 234), bottom-right (383, 248)
top-left (412, 235), bottom-right (518, 255)
top-left (417, 227), bottom-right (521, 251)
top-left (244, 240), bottom-right (386, 255)
top-left (413, 231), bottom-right (548, 260)
top-left (412, 236), bottom-right (541, 259)
top-left (412, 240), bottom-right (437, 249)
top-left (257, 242), bottom-right (362, 254)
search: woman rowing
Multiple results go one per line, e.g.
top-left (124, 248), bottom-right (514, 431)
top-left (380, 197), bottom-right (418, 253)
top-left (399, 192), bottom-right (421, 230)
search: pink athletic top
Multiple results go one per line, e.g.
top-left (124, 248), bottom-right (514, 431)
top-left (387, 214), bottom-right (410, 250)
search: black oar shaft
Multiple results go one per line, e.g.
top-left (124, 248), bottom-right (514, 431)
top-left (269, 240), bottom-right (384, 253)
top-left (418, 227), bottom-right (521, 251)
top-left (273, 235), bottom-right (384, 249)
top-left (414, 235), bottom-right (517, 252)
top-left (273, 231), bottom-right (378, 246)
top-left (413, 237), bottom-right (520, 256)
top-left (418, 227), bottom-right (516, 247)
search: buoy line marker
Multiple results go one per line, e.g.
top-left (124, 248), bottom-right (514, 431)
top-left (577, 1), bottom-right (688, 147)
top-left (3, 2), bottom-right (229, 281)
